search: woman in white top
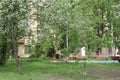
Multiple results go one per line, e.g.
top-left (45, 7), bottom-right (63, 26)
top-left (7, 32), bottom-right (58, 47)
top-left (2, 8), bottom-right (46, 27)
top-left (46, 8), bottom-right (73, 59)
top-left (116, 49), bottom-right (120, 56)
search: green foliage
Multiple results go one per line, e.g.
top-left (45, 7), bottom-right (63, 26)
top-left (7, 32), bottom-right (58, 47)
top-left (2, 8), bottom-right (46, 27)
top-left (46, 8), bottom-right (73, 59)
top-left (34, 0), bottom-right (120, 56)
top-left (0, 0), bottom-right (29, 38)
top-left (35, 39), bottom-right (55, 58)
top-left (0, 0), bottom-right (30, 67)
top-left (0, 0), bottom-right (29, 49)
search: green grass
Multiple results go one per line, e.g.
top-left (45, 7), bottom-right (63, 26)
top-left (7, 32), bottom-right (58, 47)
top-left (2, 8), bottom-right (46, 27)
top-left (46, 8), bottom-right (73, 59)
top-left (0, 58), bottom-right (119, 80)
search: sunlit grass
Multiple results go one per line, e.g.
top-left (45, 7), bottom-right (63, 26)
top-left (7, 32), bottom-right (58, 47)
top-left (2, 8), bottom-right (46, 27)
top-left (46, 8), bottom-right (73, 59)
top-left (0, 58), bottom-right (119, 80)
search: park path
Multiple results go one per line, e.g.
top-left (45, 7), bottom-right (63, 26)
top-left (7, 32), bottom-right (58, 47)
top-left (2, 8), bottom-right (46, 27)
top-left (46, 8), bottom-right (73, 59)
top-left (52, 60), bottom-right (119, 63)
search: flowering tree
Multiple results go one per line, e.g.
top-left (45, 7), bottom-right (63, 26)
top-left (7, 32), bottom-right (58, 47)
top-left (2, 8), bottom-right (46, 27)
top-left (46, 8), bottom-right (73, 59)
top-left (0, 0), bottom-right (29, 74)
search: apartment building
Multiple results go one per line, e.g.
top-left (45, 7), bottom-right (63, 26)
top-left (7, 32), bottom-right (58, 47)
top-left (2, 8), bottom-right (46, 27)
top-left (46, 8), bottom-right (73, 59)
top-left (18, 1), bottom-right (38, 58)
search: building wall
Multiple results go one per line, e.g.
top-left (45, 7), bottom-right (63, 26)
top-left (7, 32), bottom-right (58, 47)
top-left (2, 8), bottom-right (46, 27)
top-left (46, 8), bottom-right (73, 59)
top-left (18, 1), bottom-right (38, 58)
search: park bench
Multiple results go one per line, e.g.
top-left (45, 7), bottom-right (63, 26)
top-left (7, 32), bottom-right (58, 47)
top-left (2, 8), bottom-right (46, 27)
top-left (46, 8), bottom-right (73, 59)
top-left (111, 56), bottom-right (120, 62)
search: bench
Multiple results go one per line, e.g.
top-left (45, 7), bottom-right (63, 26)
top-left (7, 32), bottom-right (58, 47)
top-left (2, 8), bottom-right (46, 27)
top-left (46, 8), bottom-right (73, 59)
top-left (111, 56), bottom-right (120, 62)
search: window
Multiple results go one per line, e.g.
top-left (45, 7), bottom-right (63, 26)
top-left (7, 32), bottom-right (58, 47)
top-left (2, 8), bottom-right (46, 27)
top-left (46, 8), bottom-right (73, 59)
top-left (28, 21), bottom-right (32, 26)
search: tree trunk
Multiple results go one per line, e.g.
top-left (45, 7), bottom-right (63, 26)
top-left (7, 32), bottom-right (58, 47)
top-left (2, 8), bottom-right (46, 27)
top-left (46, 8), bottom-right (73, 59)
top-left (0, 35), bottom-right (7, 66)
top-left (11, 25), bottom-right (22, 74)
top-left (0, 51), bottom-right (7, 66)
top-left (0, 48), bottom-right (7, 66)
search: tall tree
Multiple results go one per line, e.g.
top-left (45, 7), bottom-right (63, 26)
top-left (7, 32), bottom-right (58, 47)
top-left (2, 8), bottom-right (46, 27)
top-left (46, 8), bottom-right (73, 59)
top-left (0, 0), bottom-right (29, 74)
top-left (35, 0), bottom-right (120, 56)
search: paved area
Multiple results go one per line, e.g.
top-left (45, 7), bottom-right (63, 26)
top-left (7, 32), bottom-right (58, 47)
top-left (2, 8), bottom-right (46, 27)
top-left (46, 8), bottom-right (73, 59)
top-left (52, 60), bottom-right (119, 63)
top-left (80, 60), bottom-right (119, 63)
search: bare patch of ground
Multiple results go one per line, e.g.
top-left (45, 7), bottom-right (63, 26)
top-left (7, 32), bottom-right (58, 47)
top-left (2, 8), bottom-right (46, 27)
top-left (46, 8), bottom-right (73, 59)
top-left (39, 74), bottom-right (72, 80)
top-left (37, 68), bottom-right (120, 80)
top-left (86, 67), bottom-right (120, 80)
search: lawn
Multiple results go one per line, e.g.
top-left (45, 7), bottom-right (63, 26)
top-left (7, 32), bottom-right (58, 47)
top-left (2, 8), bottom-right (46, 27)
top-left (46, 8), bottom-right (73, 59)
top-left (0, 58), bottom-right (120, 80)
